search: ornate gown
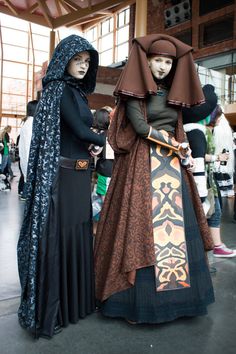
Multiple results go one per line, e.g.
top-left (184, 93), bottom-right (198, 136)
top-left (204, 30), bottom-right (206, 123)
top-left (96, 89), bottom-right (214, 323)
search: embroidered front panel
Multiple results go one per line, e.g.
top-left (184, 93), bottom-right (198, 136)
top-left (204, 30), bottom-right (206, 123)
top-left (150, 145), bottom-right (190, 291)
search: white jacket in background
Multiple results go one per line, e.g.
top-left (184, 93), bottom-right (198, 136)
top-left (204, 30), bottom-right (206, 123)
top-left (19, 116), bottom-right (33, 181)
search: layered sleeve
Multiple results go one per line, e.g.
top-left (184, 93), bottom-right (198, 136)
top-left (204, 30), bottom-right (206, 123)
top-left (126, 99), bottom-right (149, 137)
top-left (126, 98), bottom-right (180, 151)
top-left (61, 85), bottom-right (105, 146)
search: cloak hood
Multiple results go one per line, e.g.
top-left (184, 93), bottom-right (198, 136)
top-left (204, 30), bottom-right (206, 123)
top-left (43, 34), bottom-right (98, 94)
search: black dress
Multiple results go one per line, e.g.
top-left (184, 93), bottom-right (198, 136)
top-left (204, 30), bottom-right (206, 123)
top-left (59, 84), bottom-right (104, 325)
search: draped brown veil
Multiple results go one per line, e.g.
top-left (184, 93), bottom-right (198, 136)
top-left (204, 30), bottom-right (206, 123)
top-left (114, 33), bottom-right (205, 107)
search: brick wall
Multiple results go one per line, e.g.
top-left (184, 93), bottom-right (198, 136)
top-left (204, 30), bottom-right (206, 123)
top-left (88, 93), bottom-right (116, 110)
top-left (89, 66), bottom-right (121, 110)
top-left (97, 66), bottom-right (121, 86)
top-left (146, 0), bottom-right (236, 60)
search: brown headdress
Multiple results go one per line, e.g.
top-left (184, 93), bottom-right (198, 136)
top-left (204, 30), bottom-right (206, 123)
top-left (114, 34), bottom-right (204, 107)
top-left (148, 39), bottom-right (176, 58)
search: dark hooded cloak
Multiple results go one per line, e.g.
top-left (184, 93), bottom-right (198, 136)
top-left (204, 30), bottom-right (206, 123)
top-left (17, 35), bottom-right (98, 335)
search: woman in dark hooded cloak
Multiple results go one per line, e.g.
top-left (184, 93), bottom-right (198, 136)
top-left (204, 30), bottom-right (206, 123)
top-left (94, 34), bottom-right (214, 324)
top-left (17, 35), bottom-right (105, 338)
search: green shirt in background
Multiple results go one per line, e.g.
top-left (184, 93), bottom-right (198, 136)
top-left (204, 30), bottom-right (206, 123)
top-left (96, 173), bottom-right (110, 196)
top-left (3, 136), bottom-right (9, 155)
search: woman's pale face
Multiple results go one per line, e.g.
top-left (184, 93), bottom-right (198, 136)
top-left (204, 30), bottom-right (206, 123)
top-left (67, 51), bottom-right (90, 79)
top-left (148, 56), bottom-right (173, 80)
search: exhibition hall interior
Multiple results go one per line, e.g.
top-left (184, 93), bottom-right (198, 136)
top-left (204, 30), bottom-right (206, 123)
top-left (0, 1), bottom-right (235, 353)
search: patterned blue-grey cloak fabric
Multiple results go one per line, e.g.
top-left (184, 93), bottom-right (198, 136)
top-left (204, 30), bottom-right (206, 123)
top-left (17, 35), bottom-right (98, 331)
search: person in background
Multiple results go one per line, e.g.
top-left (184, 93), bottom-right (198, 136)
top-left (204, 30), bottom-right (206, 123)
top-left (183, 87), bottom-right (236, 259)
top-left (0, 126), bottom-right (12, 173)
top-left (16, 134), bottom-right (24, 197)
top-left (211, 106), bottom-right (235, 198)
top-left (0, 125), bottom-right (12, 190)
top-left (91, 107), bottom-right (114, 232)
top-left (18, 100), bottom-right (38, 199)
top-left (17, 35), bottom-right (104, 338)
top-left (233, 132), bottom-right (236, 222)
top-left (182, 84), bottom-right (218, 213)
top-left (0, 130), bottom-right (6, 191)
top-left (205, 113), bottom-right (236, 258)
top-left (233, 132), bottom-right (236, 182)
top-left (94, 107), bottom-right (114, 199)
top-left (94, 34), bottom-right (214, 325)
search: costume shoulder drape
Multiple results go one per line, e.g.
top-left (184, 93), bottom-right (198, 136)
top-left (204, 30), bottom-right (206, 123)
top-left (17, 80), bottom-right (64, 331)
top-left (94, 100), bottom-right (155, 301)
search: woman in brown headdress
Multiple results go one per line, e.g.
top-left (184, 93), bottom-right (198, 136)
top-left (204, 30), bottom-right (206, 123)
top-left (94, 34), bottom-right (214, 324)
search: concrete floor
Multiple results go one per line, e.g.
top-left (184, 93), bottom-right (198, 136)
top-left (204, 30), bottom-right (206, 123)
top-left (0, 163), bottom-right (236, 354)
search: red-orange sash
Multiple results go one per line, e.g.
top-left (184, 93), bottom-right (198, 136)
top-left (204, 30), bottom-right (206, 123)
top-left (150, 145), bottom-right (190, 291)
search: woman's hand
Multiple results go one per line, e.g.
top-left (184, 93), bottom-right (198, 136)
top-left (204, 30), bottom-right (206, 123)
top-left (187, 155), bottom-right (195, 170)
top-left (177, 143), bottom-right (194, 168)
top-left (177, 142), bottom-right (191, 159)
top-left (217, 151), bottom-right (229, 163)
top-left (89, 145), bottom-right (103, 157)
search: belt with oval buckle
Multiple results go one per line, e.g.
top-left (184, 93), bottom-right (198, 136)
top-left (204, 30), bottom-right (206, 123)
top-left (60, 156), bottom-right (89, 170)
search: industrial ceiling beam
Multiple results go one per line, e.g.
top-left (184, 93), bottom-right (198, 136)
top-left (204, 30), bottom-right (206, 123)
top-left (58, 0), bottom-right (72, 13)
top-left (67, 13), bottom-right (107, 28)
top-left (0, 0), bottom-right (135, 29)
top-left (53, 0), bottom-right (124, 28)
top-left (63, 0), bottom-right (82, 11)
top-left (3, 0), bottom-right (19, 16)
top-left (0, 4), bottom-right (50, 27)
top-left (55, 0), bottom-right (63, 16)
top-left (28, 3), bottom-right (39, 13)
top-left (36, 0), bottom-right (53, 28)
